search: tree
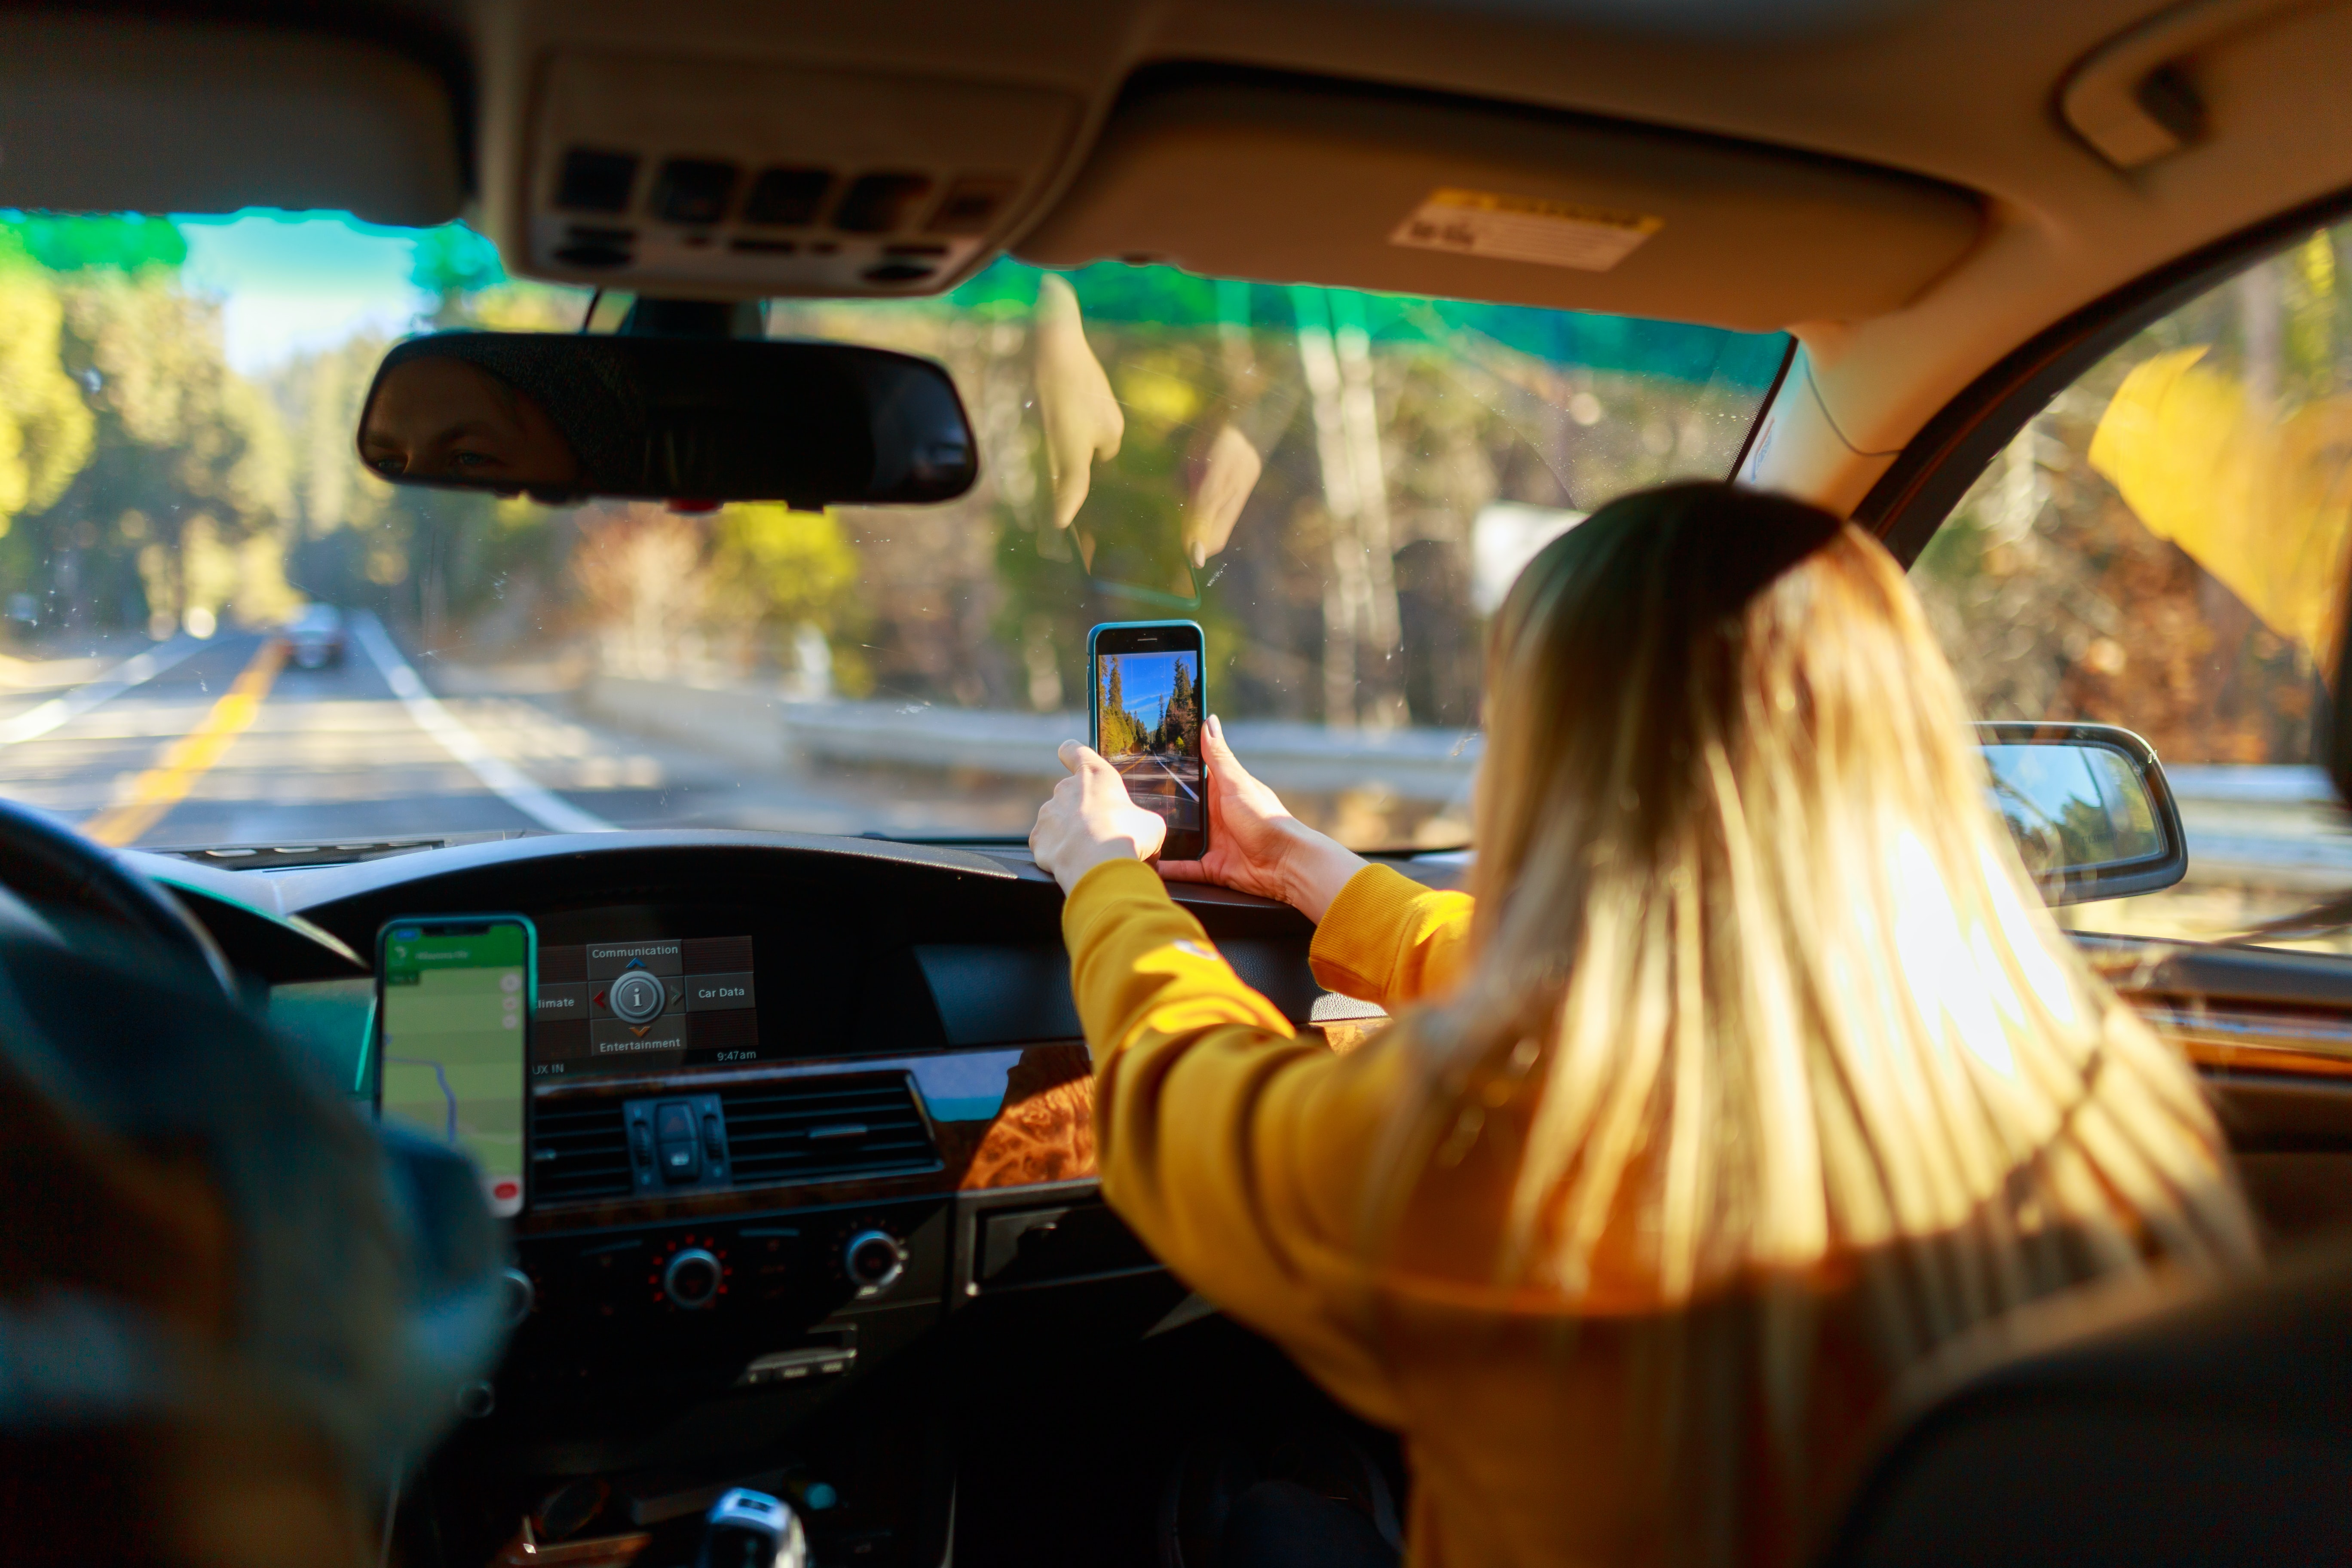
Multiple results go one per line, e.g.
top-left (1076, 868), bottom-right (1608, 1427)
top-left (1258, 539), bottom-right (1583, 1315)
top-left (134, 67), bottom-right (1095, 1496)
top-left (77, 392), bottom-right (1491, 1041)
top-left (410, 223), bottom-right (507, 328)
top-left (706, 504), bottom-right (863, 686)
top-left (1099, 656), bottom-right (1146, 754)
top-left (0, 257), bottom-right (297, 634)
top-left (1164, 658), bottom-right (1199, 752)
top-left (0, 245), bottom-right (95, 547)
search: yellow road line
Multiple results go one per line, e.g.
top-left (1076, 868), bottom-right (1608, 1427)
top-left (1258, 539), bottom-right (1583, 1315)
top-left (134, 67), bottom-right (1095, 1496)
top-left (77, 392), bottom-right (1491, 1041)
top-left (86, 637), bottom-right (288, 846)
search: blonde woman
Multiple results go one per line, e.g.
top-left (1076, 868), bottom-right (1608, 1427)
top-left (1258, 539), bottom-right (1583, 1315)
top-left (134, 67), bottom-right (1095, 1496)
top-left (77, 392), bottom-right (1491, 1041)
top-left (1029, 481), bottom-right (2256, 1568)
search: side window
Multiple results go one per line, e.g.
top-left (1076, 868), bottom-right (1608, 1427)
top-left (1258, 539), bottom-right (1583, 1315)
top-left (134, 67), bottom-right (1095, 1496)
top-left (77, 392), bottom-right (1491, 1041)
top-left (1912, 221), bottom-right (2352, 949)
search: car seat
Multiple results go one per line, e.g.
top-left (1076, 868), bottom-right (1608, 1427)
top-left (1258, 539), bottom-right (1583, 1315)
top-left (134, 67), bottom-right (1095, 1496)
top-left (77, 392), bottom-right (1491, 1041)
top-left (1819, 1235), bottom-right (2352, 1567)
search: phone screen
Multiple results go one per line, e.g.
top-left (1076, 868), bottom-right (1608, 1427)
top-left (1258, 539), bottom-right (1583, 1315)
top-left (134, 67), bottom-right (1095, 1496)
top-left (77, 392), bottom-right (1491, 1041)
top-left (378, 916), bottom-right (533, 1217)
top-left (1090, 621), bottom-right (1207, 862)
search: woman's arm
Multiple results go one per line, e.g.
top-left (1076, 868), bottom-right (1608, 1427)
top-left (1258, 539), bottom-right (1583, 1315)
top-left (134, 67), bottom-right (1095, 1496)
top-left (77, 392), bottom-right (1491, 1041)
top-left (1030, 750), bottom-right (1403, 1424)
top-left (1152, 717), bottom-right (1477, 1010)
top-left (1061, 857), bottom-right (1405, 1427)
top-left (1307, 864), bottom-right (1475, 1012)
top-left (1155, 715), bottom-right (1368, 922)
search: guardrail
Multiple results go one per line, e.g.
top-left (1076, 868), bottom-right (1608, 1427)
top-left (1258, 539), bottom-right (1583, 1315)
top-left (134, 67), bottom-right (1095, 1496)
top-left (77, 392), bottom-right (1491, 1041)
top-left (578, 673), bottom-right (2352, 891)
top-left (579, 673), bottom-right (1484, 804)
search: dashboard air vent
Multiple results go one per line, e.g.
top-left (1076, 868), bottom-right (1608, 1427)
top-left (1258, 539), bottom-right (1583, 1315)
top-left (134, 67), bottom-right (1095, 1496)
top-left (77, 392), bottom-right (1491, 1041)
top-left (721, 1074), bottom-right (940, 1188)
top-left (530, 1100), bottom-right (633, 1205)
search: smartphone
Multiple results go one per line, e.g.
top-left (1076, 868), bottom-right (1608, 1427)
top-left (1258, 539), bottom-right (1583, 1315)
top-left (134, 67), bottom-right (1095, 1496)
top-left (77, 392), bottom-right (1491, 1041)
top-left (377, 916), bottom-right (535, 1217)
top-left (1087, 620), bottom-right (1209, 862)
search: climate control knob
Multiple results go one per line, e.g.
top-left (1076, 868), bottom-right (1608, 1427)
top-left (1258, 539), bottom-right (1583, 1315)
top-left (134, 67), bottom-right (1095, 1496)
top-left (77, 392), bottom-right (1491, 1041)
top-left (663, 1247), bottom-right (723, 1310)
top-left (843, 1229), bottom-right (906, 1293)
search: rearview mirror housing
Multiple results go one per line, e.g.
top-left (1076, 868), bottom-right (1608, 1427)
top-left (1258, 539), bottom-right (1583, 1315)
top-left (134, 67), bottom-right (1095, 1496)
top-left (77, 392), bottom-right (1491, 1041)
top-left (1977, 722), bottom-right (2186, 905)
top-left (356, 332), bottom-right (978, 508)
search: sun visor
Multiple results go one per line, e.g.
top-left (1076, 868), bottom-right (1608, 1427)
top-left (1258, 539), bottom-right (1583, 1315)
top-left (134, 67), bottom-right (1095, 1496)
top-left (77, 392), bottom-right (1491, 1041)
top-left (0, 15), bottom-right (463, 226)
top-left (1015, 68), bottom-right (1984, 332)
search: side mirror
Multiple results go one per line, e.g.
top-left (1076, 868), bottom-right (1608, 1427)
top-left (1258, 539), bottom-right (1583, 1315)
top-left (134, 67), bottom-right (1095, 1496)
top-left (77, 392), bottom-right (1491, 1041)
top-left (355, 332), bottom-right (977, 507)
top-left (1977, 722), bottom-right (2186, 905)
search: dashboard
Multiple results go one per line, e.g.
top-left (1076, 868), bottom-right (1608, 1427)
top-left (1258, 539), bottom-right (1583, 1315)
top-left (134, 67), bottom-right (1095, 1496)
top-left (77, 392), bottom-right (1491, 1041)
top-left (111, 826), bottom-right (2352, 1565)
top-left (128, 828), bottom-right (1426, 1566)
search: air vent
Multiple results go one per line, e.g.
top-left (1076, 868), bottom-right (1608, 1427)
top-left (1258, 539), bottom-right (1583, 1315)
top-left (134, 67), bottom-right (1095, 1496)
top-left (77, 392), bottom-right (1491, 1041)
top-left (720, 1075), bottom-right (940, 1188)
top-left (530, 1100), bottom-right (634, 1204)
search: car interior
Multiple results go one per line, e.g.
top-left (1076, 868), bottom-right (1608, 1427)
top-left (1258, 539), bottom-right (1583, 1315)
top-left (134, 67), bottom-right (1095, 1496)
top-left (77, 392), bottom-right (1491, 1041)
top-left (9, 0), bottom-right (2352, 1564)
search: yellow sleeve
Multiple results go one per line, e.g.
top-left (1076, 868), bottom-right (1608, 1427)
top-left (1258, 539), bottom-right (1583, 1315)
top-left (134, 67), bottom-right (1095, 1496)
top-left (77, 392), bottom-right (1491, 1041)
top-left (1307, 863), bottom-right (1476, 1010)
top-left (1065, 858), bottom-right (1405, 1428)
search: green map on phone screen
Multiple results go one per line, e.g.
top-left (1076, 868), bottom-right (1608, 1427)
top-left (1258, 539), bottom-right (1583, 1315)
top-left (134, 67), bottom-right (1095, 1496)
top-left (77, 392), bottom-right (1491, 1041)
top-left (380, 923), bottom-right (527, 1217)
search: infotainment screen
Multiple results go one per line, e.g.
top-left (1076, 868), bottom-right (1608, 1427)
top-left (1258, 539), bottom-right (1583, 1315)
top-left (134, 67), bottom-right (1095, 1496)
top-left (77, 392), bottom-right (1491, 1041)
top-left (532, 934), bottom-right (759, 1079)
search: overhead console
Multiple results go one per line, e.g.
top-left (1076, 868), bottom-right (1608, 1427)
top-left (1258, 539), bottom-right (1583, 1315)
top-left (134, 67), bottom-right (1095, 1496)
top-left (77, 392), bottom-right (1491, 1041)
top-left (508, 54), bottom-right (1082, 297)
top-left (486, 32), bottom-right (1987, 334)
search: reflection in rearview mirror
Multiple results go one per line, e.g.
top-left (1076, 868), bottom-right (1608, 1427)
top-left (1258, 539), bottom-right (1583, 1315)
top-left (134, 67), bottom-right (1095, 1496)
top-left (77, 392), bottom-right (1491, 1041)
top-left (357, 332), bottom-right (977, 507)
top-left (1977, 722), bottom-right (2186, 905)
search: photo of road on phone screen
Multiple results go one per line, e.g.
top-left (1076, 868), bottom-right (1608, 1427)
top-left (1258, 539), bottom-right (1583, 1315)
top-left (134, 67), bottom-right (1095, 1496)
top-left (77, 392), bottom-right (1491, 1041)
top-left (1095, 647), bottom-right (1205, 842)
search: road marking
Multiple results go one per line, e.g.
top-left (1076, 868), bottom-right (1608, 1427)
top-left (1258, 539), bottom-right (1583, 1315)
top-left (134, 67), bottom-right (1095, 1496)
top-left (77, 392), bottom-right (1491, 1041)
top-left (349, 611), bottom-right (615, 834)
top-left (86, 636), bottom-right (288, 845)
top-left (1151, 753), bottom-right (1200, 802)
top-left (0, 636), bottom-right (202, 746)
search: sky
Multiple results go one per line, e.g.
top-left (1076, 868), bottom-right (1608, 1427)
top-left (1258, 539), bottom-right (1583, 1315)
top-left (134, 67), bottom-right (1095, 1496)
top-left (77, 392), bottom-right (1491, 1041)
top-left (178, 212), bottom-right (431, 373)
top-left (1102, 650), bottom-right (1195, 726)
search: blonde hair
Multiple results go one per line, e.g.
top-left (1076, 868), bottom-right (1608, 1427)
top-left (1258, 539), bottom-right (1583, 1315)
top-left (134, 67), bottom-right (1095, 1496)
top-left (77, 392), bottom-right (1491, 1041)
top-left (1385, 483), bottom-right (2254, 1338)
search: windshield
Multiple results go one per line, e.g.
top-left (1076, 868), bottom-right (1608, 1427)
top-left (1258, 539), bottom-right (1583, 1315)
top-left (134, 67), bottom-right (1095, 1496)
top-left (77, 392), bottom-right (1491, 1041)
top-left (0, 212), bottom-right (1785, 851)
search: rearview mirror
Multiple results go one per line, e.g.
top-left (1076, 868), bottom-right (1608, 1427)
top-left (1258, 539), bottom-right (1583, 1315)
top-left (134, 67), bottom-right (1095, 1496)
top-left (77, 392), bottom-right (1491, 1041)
top-left (356, 333), bottom-right (977, 507)
top-left (1977, 722), bottom-right (2185, 905)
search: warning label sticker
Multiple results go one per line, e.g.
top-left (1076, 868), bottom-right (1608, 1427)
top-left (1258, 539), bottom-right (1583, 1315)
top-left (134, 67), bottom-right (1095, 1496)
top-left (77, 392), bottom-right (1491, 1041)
top-left (1389, 189), bottom-right (1663, 273)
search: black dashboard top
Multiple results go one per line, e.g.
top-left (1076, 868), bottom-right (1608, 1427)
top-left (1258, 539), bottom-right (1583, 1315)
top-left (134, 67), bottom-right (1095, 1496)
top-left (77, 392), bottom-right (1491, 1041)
top-left (127, 828), bottom-right (1378, 987)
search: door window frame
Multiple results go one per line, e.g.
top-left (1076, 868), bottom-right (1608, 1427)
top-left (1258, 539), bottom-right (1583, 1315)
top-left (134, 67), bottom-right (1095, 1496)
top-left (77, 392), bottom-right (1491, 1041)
top-left (1856, 184), bottom-right (2352, 567)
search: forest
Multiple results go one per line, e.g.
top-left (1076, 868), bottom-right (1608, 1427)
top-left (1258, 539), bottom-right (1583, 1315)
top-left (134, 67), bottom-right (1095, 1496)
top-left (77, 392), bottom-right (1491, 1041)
top-left (1096, 655), bottom-right (1199, 757)
top-left (1915, 223), bottom-right (2352, 765)
top-left (0, 211), bottom-right (1785, 751)
top-left (6, 205), bottom-right (2349, 784)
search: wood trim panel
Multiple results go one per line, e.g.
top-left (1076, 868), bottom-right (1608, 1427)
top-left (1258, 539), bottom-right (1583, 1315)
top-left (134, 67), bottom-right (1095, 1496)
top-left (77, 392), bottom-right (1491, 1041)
top-left (514, 980), bottom-right (2352, 1239)
top-left (2132, 995), bottom-right (2352, 1082)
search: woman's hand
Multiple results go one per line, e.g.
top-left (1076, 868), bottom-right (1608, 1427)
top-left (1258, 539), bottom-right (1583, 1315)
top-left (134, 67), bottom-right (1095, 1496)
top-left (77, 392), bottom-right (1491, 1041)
top-left (1029, 740), bottom-right (1169, 896)
top-left (1159, 715), bottom-right (1369, 923)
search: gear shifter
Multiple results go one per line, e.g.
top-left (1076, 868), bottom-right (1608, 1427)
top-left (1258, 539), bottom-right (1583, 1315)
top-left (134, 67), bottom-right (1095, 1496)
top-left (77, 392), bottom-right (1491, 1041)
top-left (697, 1488), bottom-right (805, 1568)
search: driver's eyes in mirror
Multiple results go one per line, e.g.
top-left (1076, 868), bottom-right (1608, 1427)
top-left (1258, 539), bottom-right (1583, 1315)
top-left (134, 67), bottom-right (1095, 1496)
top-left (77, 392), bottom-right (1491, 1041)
top-left (358, 355), bottom-right (584, 488)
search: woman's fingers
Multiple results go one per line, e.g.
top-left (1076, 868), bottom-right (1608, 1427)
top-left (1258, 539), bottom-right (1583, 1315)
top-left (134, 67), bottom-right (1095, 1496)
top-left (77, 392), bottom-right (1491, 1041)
top-left (1201, 715), bottom-right (1262, 793)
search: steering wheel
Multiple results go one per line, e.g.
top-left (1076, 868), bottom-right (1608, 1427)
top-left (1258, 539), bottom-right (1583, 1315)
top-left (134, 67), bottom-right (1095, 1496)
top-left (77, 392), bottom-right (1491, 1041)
top-left (0, 795), bottom-right (236, 994)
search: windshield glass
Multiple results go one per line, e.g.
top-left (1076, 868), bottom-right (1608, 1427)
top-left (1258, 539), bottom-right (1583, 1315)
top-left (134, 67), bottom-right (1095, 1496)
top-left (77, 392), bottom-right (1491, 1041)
top-left (0, 211), bottom-right (1786, 851)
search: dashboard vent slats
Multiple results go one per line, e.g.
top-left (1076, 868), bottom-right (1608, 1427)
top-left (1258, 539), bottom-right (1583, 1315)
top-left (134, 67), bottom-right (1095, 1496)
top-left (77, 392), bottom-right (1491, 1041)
top-left (529, 1101), bottom-right (634, 1204)
top-left (721, 1075), bottom-right (939, 1188)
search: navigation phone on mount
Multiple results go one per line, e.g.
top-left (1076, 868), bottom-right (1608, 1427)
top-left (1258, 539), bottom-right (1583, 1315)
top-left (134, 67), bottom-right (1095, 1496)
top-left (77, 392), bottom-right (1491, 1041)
top-left (377, 915), bottom-right (536, 1218)
top-left (1087, 620), bottom-right (1209, 864)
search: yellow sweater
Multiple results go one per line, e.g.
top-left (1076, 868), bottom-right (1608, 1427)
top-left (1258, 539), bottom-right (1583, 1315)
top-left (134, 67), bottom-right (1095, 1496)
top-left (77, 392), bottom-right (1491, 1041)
top-left (1064, 858), bottom-right (1888, 1568)
top-left (1063, 854), bottom-right (1466, 1392)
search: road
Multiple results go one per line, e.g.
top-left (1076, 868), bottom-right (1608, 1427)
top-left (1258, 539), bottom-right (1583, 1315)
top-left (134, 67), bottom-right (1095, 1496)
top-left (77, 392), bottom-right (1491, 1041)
top-left (1110, 749), bottom-right (1204, 834)
top-left (9, 618), bottom-right (2352, 962)
top-left (0, 616), bottom-right (1040, 849)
